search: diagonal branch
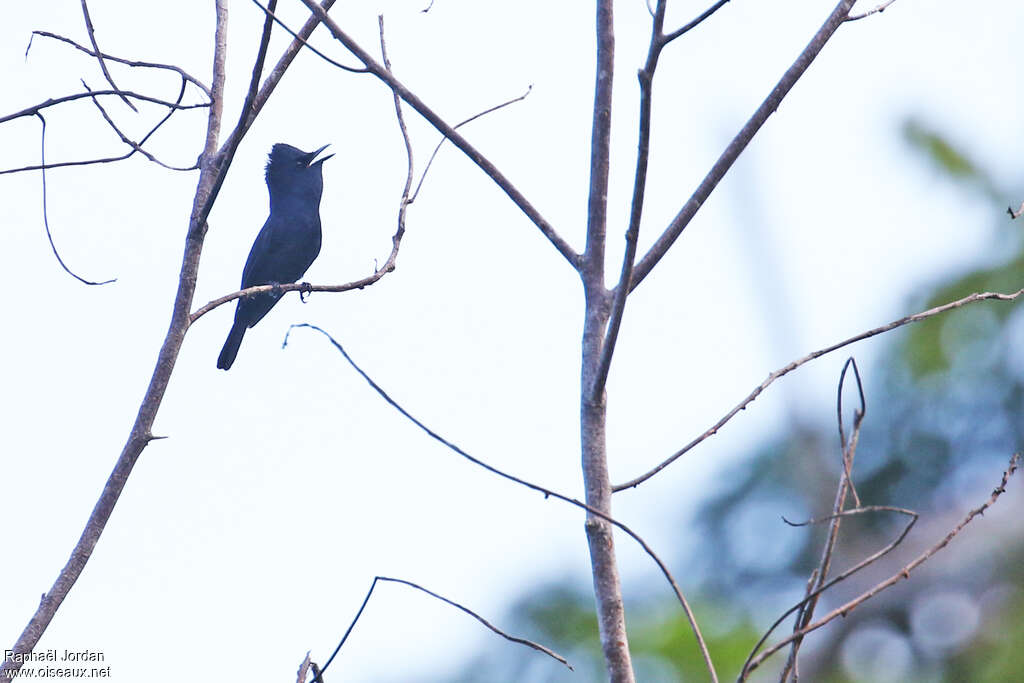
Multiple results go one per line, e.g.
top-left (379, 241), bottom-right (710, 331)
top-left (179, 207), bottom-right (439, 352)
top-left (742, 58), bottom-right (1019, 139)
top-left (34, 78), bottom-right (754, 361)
top-left (629, 0), bottom-right (859, 293)
top-left (0, 2), bottom-right (230, 677)
top-left (295, 0), bottom-right (579, 270)
top-left (411, 86), bottom-right (533, 203)
top-left (613, 287), bottom-right (1024, 492)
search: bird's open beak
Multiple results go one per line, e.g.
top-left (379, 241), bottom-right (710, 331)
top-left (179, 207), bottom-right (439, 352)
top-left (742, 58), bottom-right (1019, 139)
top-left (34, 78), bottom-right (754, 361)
top-left (306, 144), bottom-right (334, 167)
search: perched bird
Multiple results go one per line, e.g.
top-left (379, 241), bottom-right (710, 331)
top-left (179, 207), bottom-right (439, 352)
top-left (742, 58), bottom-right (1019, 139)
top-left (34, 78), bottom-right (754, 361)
top-left (217, 143), bottom-right (333, 370)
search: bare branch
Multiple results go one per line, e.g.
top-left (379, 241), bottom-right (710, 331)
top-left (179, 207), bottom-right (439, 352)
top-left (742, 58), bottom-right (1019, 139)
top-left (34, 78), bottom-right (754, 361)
top-left (312, 576), bottom-right (572, 683)
top-left (83, 80), bottom-right (196, 171)
top-left (780, 358), bottom-right (866, 680)
top-left (0, 3), bottom-right (230, 676)
top-left (238, 0), bottom-right (279, 135)
top-left (0, 90), bottom-right (207, 128)
top-left (742, 452), bottom-right (1021, 678)
top-left (589, 0), bottom-right (664, 402)
top-left (80, 0), bottom-right (137, 112)
top-left (283, 323), bottom-right (717, 681)
top-left (746, 505), bottom-right (918, 682)
top-left (629, 0), bottom-right (859, 293)
top-left (578, 4), bottom-right (640, 679)
top-left (846, 0), bottom-right (900, 22)
top-left (295, 0), bottom-right (580, 270)
top-left (32, 113), bottom-right (116, 286)
top-left (663, 0), bottom-right (733, 44)
top-left (614, 287), bottom-right (1024, 492)
top-left (411, 85), bottom-right (533, 203)
top-left (28, 30), bottom-right (211, 97)
top-left (250, 0), bottom-right (366, 74)
top-left (295, 652), bottom-right (312, 683)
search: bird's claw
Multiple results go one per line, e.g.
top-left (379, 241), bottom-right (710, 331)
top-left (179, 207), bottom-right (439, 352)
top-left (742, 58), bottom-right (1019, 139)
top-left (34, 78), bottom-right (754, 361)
top-left (299, 281), bottom-right (313, 303)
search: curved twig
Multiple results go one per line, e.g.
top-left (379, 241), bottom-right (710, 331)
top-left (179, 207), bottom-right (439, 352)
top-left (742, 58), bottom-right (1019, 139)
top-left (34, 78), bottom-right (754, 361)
top-left (663, 0), bottom-right (733, 44)
top-left (411, 85), bottom-right (534, 203)
top-left (33, 113), bottom-right (116, 285)
top-left (27, 30), bottom-right (211, 97)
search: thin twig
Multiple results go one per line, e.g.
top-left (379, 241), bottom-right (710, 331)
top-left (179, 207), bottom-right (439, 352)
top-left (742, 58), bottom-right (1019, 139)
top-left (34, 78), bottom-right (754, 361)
top-left (80, 0), bottom-right (137, 112)
top-left (629, 0), bottom-right (859, 292)
top-left (250, 0), bottom-right (366, 73)
top-left (28, 30), bottom-right (211, 97)
top-left (33, 113), bottom-right (116, 286)
top-left (0, 90), bottom-right (207, 127)
top-left (663, 0), bottom-right (733, 44)
top-left (744, 504), bottom-right (918, 682)
top-left (846, 0), bottom-right (900, 21)
top-left (742, 453), bottom-right (1021, 678)
top-left (411, 85), bottom-right (533, 203)
top-left (836, 358), bottom-right (864, 508)
top-left (83, 80), bottom-right (196, 171)
top-left (283, 323), bottom-right (717, 680)
top-left (779, 358), bottom-right (866, 681)
top-left (312, 576), bottom-right (572, 683)
top-left (613, 287), bottom-right (1024, 492)
top-left (296, 0), bottom-right (579, 270)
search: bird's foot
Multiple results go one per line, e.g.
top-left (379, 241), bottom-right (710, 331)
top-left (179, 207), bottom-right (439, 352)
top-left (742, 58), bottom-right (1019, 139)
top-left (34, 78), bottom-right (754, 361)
top-left (270, 281), bottom-right (283, 296)
top-left (299, 281), bottom-right (313, 303)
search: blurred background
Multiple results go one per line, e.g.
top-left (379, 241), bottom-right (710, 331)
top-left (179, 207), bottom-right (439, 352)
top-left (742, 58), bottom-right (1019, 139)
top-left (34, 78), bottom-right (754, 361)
top-left (1, 1), bottom-right (1022, 681)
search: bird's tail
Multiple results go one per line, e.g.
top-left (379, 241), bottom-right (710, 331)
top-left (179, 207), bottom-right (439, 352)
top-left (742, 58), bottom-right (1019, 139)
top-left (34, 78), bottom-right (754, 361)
top-left (217, 320), bottom-right (247, 370)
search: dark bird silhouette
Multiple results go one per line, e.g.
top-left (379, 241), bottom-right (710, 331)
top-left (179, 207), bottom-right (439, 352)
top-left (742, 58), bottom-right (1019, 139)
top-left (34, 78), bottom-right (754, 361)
top-left (217, 143), bottom-right (333, 370)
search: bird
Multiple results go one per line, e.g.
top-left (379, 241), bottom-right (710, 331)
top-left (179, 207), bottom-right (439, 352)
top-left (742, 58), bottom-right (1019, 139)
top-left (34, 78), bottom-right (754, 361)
top-left (217, 143), bottom-right (333, 370)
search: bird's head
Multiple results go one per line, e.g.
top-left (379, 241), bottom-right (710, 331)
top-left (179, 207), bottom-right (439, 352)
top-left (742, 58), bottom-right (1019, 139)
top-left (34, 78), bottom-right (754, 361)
top-left (265, 143), bottom-right (333, 202)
